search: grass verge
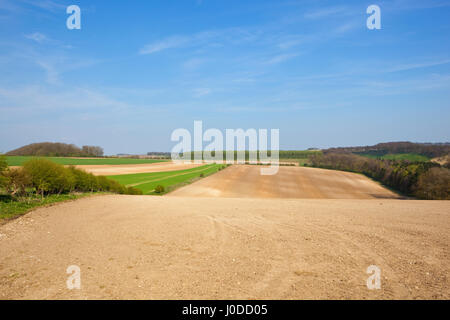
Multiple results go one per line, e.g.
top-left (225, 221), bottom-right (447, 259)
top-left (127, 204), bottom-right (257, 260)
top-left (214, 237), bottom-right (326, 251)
top-left (0, 192), bottom-right (105, 223)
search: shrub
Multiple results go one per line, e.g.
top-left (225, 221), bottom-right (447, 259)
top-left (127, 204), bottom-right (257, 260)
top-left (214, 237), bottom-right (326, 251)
top-left (154, 185), bottom-right (165, 193)
top-left (3, 168), bottom-right (31, 197)
top-left (67, 166), bottom-right (90, 191)
top-left (0, 154), bottom-right (7, 187)
top-left (23, 159), bottom-right (75, 196)
top-left (97, 175), bottom-right (112, 192)
top-left (67, 166), bottom-right (102, 192)
top-left (0, 154), bottom-right (7, 171)
top-left (3, 159), bottom-right (141, 198)
top-left (127, 187), bottom-right (143, 195)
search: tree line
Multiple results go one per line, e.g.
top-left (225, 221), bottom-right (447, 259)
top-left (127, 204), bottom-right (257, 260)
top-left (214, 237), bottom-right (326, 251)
top-left (326, 142), bottom-right (450, 158)
top-left (6, 142), bottom-right (104, 157)
top-left (174, 150), bottom-right (322, 161)
top-left (308, 152), bottom-right (449, 200)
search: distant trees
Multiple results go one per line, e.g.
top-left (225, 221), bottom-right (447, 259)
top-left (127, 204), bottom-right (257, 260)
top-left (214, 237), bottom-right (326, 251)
top-left (81, 145), bottom-right (104, 157)
top-left (147, 152), bottom-right (171, 158)
top-left (326, 142), bottom-right (450, 158)
top-left (309, 152), bottom-right (449, 199)
top-left (6, 142), bottom-right (104, 157)
top-left (414, 168), bottom-right (450, 200)
top-left (178, 150), bottom-right (321, 161)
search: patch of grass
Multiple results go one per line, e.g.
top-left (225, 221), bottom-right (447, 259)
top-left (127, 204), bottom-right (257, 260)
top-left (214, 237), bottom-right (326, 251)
top-left (6, 156), bottom-right (168, 167)
top-left (357, 153), bottom-right (430, 162)
top-left (0, 193), bottom-right (101, 222)
top-left (108, 164), bottom-right (223, 195)
top-left (297, 159), bottom-right (311, 166)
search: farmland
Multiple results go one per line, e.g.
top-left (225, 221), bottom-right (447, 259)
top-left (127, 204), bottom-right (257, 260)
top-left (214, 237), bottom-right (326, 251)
top-left (357, 153), bottom-right (430, 162)
top-left (168, 165), bottom-right (399, 199)
top-left (1, 195), bottom-right (448, 299)
top-left (108, 163), bottom-right (224, 194)
top-left (5, 156), bottom-right (167, 167)
top-left (1, 152), bottom-right (449, 300)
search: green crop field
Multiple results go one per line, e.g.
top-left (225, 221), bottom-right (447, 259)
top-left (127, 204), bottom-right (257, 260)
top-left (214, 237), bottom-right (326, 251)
top-left (6, 156), bottom-right (168, 166)
top-left (108, 163), bottom-right (224, 195)
top-left (358, 153), bottom-right (430, 162)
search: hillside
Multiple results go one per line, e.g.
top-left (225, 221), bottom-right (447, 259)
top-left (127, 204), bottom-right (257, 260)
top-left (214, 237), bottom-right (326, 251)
top-left (326, 142), bottom-right (450, 158)
top-left (6, 142), bottom-right (103, 157)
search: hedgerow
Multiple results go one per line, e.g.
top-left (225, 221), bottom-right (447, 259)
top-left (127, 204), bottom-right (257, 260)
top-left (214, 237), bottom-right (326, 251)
top-left (1, 158), bottom-right (142, 198)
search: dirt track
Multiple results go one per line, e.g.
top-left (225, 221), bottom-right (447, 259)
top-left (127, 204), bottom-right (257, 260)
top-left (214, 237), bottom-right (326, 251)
top-left (0, 195), bottom-right (449, 299)
top-left (169, 165), bottom-right (400, 199)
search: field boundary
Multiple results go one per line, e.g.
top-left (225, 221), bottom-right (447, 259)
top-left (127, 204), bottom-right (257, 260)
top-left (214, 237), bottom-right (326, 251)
top-left (126, 166), bottom-right (218, 187)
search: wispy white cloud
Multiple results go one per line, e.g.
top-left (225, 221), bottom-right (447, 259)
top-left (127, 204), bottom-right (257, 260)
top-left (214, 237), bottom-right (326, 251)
top-left (386, 59), bottom-right (450, 72)
top-left (277, 38), bottom-right (303, 50)
top-left (25, 32), bottom-right (48, 43)
top-left (183, 57), bottom-right (207, 70)
top-left (0, 85), bottom-right (133, 113)
top-left (139, 36), bottom-right (190, 55)
top-left (0, 0), bottom-right (65, 16)
top-left (385, 0), bottom-right (450, 11)
top-left (139, 28), bottom-right (260, 55)
top-left (304, 6), bottom-right (349, 19)
top-left (36, 60), bottom-right (60, 84)
top-left (192, 87), bottom-right (211, 97)
top-left (333, 22), bottom-right (359, 34)
top-left (19, 0), bottom-right (65, 12)
top-left (265, 53), bottom-right (299, 65)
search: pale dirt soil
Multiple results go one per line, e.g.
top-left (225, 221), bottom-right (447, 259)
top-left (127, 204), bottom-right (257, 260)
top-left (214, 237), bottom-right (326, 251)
top-left (0, 166), bottom-right (448, 299)
top-left (431, 156), bottom-right (449, 166)
top-left (73, 161), bottom-right (204, 176)
top-left (0, 195), bottom-right (449, 300)
top-left (169, 165), bottom-right (400, 199)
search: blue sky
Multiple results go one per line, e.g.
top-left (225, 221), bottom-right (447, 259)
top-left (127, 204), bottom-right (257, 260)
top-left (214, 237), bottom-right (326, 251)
top-left (0, 0), bottom-right (449, 155)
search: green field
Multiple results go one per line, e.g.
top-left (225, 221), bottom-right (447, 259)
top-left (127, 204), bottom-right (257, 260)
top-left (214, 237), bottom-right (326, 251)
top-left (358, 153), bottom-right (430, 162)
top-left (108, 164), bottom-right (224, 195)
top-left (6, 156), bottom-right (168, 166)
top-left (182, 150), bottom-right (322, 161)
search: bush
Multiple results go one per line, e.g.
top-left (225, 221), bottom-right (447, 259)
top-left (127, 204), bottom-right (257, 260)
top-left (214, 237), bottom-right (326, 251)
top-left (0, 154), bottom-right (7, 171)
top-left (19, 159), bottom-right (141, 197)
top-left (3, 168), bottom-right (31, 197)
top-left (0, 154), bottom-right (7, 187)
top-left (154, 185), bottom-right (165, 193)
top-left (414, 167), bottom-right (450, 200)
top-left (127, 187), bottom-right (143, 195)
top-left (23, 159), bottom-right (74, 196)
top-left (97, 175), bottom-right (112, 192)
